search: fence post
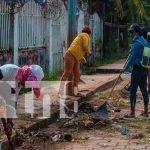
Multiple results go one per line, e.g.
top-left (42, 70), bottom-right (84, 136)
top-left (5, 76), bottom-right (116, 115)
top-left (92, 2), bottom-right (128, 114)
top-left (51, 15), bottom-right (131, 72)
top-left (13, 13), bottom-right (18, 65)
top-left (9, 6), bottom-right (18, 66)
top-left (46, 18), bottom-right (53, 73)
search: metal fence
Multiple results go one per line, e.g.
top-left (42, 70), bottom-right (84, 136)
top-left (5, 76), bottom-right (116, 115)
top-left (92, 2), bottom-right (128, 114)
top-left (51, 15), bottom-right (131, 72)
top-left (18, 0), bottom-right (46, 49)
top-left (18, 48), bottom-right (47, 68)
top-left (0, 1), bottom-right (10, 50)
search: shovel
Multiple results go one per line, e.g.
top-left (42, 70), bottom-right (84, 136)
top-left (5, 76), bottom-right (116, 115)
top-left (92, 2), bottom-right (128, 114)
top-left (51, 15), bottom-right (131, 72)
top-left (1, 118), bottom-right (14, 150)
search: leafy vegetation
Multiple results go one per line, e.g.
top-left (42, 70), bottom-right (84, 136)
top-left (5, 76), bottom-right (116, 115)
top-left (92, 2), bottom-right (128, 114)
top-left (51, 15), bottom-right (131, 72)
top-left (104, 0), bottom-right (146, 22)
top-left (93, 50), bottom-right (128, 67)
top-left (42, 68), bottom-right (61, 81)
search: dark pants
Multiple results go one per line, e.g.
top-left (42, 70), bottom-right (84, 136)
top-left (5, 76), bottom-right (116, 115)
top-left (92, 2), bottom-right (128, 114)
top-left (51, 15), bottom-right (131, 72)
top-left (130, 65), bottom-right (149, 107)
top-left (0, 69), bottom-right (3, 79)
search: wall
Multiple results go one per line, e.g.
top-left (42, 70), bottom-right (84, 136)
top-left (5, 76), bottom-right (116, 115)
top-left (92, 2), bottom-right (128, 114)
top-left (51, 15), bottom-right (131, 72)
top-left (0, 0), bottom-right (104, 72)
top-left (90, 13), bottom-right (103, 58)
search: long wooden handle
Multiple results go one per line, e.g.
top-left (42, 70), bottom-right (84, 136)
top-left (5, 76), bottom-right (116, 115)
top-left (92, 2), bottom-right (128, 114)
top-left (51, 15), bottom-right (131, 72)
top-left (109, 72), bottom-right (122, 98)
top-left (109, 56), bottom-right (130, 98)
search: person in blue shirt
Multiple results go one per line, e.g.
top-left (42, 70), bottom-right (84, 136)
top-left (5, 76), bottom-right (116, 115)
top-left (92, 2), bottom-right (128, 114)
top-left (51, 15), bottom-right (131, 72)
top-left (147, 32), bottom-right (150, 94)
top-left (123, 24), bottom-right (149, 119)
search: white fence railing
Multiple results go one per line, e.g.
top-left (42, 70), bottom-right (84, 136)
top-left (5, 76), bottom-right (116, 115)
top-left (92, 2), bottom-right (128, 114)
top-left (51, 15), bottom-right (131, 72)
top-left (0, 1), bottom-right (103, 72)
top-left (18, 0), bottom-right (46, 49)
top-left (0, 1), bottom-right (10, 50)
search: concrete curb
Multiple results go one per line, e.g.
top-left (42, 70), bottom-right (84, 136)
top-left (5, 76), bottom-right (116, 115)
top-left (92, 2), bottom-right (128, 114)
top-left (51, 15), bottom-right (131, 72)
top-left (95, 68), bottom-right (122, 74)
top-left (1, 75), bottom-right (122, 150)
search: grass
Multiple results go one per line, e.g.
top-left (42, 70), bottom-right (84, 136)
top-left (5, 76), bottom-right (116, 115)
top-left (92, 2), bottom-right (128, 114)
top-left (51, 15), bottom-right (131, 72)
top-left (90, 91), bottom-right (150, 144)
top-left (91, 91), bottom-right (129, 110)
top-left (81, 36), bottom-right (129, 75)
top-left (19, 68), bottom-right (61, 94)
top-left (42, 68), bottom-right (61, 81)
top-left (93, 50), bottom-right (128, 67)
top-left (121, 118), bottom-right (150, 144)
top-left (93, 34), bottom-right (129, 67)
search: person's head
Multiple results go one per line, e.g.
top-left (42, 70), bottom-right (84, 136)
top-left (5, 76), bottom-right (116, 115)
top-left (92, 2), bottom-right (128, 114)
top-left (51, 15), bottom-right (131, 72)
top-left (16, 65), bottom-right (44, 85)
top-left (29, 65), bottom-right (44, 81)
top-left (128, 24), bottom-right (141, 38)
top-left (82, 25), bottom-right (91, 35)
top-left (147, 32), bottom-right (150, 43)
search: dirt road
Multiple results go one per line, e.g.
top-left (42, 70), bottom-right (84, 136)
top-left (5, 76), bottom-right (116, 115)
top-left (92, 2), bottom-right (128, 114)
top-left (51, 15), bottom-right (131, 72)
top-left (16, 75), bottom-right (150, 150)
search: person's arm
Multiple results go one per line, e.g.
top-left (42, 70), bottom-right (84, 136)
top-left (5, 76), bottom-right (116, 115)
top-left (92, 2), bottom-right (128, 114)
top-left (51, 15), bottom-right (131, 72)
top-left (82, 35), bottom-right (91, 54)
top-left (0, 69), bottom-right (3, 79)
top-left (124, 43), bottom-right (139, 71)
top-left (33, 88), bottom-right (40, 98)
top-left (26, 75), bottom-right (41, 98)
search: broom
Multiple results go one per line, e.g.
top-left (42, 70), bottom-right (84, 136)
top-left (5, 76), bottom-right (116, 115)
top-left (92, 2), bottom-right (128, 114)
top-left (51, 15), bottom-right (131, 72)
top-left (108, 55), bottom-right (130, 98)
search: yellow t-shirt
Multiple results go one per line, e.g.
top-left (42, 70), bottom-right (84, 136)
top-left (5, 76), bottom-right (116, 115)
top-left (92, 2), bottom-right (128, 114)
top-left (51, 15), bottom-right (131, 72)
top-left (68, 33), bottom-right (91, 63)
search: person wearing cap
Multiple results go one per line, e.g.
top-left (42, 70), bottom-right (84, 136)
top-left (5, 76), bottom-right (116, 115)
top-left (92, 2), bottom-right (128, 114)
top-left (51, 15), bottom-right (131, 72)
top-left (0, 64), bottom-right (44, 135)
top-left (59, 25), bottom-right (91, 96)
top-left (121, 26), bottom-right (148, 96)
top-left (123, 23), bottom-right (149, 119)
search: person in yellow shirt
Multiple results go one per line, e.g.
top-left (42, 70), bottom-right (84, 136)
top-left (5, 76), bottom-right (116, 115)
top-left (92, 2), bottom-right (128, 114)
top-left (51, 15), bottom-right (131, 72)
top-left (59, 25), bottom-right (91, 96)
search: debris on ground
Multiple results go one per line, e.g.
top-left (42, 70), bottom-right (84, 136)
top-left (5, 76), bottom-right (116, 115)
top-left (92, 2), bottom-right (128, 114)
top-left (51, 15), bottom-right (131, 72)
top-left (120, 129), bottom-right (129, 135)
top-left (78, 102), bottom-right (94, 113)
top-left (15, 87), bottom-right (150, 149)
top-left (91, 91), bottom-right (129, 115)
top-left (94, 92), bottom-right (99, 97)
top-left (130, 132), bottom-right (144, 139)
top-left (57, 90), bottom-right (130, 130)
top-left (112, 124), bottom-right (122, 130)
top-left (61, 134), bottom-right (72, 142)
top-left (51, 134), bottom-right (61, 142)
top-left (91, 102), bottom-right (108, 121)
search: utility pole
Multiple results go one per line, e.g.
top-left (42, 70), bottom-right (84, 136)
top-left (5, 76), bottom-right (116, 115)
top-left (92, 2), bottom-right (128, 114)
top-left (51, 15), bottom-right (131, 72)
top-left (67, 0), bottom-right (77, 95)
top-left (68, 0), bottom-right (77, 46)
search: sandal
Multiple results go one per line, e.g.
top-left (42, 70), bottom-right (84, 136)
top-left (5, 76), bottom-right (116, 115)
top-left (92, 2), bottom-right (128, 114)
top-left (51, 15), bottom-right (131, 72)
top-left (123, 113), bottom-right (135, 120)
top-left (139, 112), bottom-right (149, 118)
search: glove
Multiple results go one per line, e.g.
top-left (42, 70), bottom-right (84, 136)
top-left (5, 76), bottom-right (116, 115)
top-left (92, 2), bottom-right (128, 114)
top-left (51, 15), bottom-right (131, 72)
top-left (123, 70), bottom-right (130, 75)
top-left (89, 52), bottom-right (92, 56)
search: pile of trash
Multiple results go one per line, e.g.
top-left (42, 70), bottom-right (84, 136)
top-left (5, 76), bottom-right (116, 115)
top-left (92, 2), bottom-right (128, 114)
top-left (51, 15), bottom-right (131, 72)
top-left (91, 92), bottom-right (129, 112)
top-left (56, 90), bottom-right (130, 131)
top-left (57, 101), bottom-right (119, 129)
top-left (51, 92), bottom-right (129, 140)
